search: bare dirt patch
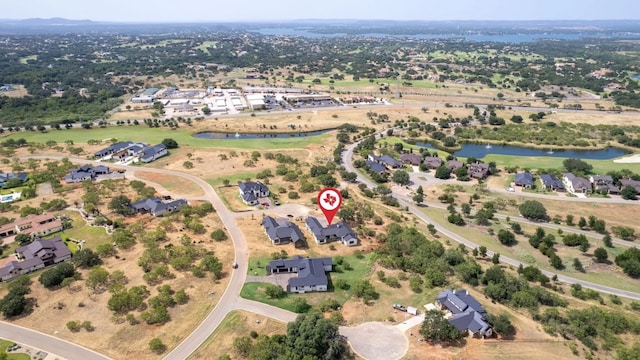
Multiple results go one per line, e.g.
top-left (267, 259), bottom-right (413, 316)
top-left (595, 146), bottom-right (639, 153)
top-left (133, 171), bottom-right (204, 197)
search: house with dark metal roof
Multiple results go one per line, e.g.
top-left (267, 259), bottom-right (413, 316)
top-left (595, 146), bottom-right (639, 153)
top-left (267, 256), bottom-right (332, 293)
top-left (305, 216), bottom-right (357, 246)
top-left (0, 236), bottom-right (71, 282)
top-left (0, 172), bottom-right (28, 187)
top-left (128, 197), bottom-right (187, 217)
top-left (238, 181), bottom-right (270, 205)
top-left (366, 160), bottom-right (387, 175)
top-left (563, 173), bottom-right (592, 193)
top-left (400, 153), bottom-right (422, 166)
top-left (94, 141), bottom-right (136, 158)
top-left (468, 162), bottom-right (489, 179)
top-left (589, 175), bottom-right (620, 194)
top-left (262, 216), bottom-right (304, 247)
top-left (140, 144), bottom-right (168, 163)
top-left (368, 154), bottom-right (403, 169)
top-left (514, 172), bottom-right (534, 188)
top-left (423, 156), bottom-right (443, 169)
top-left (436, 289), bottom-right (492, 338)
top-left (540, 174), bottom-right (564, 191)
top-left (620, 179), bottom-right (640, 193)
top-left (64, 165), bottom-right (111, 183)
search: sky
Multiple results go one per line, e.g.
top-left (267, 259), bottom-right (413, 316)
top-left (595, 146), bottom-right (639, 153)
top-left (3, 0), bottom-right (639, 22)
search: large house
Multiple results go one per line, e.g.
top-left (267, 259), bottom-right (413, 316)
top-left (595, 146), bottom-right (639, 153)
top-left (128, 197), bottom-right (187, 217)
top-left (261, 216), bottom-right (304, 247)
top-left (239, 181), bottom-right (270, 205)
top-left (540, 174), bottom-right (565, 191)
top-left (589, 175), bottom-right (620, 194)
top-left (423, 156), bottom-right (443, 169)
top-left (447, 160), bottom-right (464, 171)
top-left (305, 216), bottom-right (358, 246)
top-left (0, 214), bottom-right (63, 239)
top-left (468, 162), bottom-right (489, 179)
top-left (0, 172), bottom-right (28, 187)
top-left (64, 165), bottom-right (111, 183)
top-left (514, 172), bottom-right (534, 188)
top-left (0, 236), bottom-right (72, 282)
top-left (436, 289), bottom-right (492, 338)
top-left (267, 256), bottom-right (332, 293)
top-left (94, 141), bottom-right (169, 163)
top-left (366, 160), bottom-right (387, 175)
top-left (563, 173), bottom-right (592, 193)
top-left (620, 178), bottom-right (640, 193)
top-left (400, 153), bottom-right (422, 166)
top-left (368, 154), bottom-right (403, 169)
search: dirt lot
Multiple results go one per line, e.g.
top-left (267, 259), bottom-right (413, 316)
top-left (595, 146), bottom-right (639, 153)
top-left (133, 171), bottom-right (204, 197)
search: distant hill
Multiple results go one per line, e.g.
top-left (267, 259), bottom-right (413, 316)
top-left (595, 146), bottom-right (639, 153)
top-left (0, 17), bottom-right (97, 26)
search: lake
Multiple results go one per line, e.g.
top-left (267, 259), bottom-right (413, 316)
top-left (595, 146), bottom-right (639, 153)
top-left (193, 129), bottom-right (332, 139)
top-left (412, 141), bottom-right (630, 160)
top-left (632, 74), bottom-right (640, 80)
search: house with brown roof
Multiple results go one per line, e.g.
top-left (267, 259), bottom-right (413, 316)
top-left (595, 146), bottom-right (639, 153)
top-left (589, 175), bottom-right (620, 194)
top-left (563, 173), bottom-right (592, 193)
top-left (620, 179), bottom-right (640, 193)
top-left (468, 162), bottom-right (490, 179)
top-left (0, 236), bottom-right (71, 281)
top-left (423, 156), bottom-right (443, 169)
top-left (447, 160), bottom-right (464, 171)
top-left (0, 214), bottom-right (63, 239)
top-left (400, 153), bottom-right (422, 166)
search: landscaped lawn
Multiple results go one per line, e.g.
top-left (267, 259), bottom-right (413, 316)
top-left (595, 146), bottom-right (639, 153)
top-left (2, 126), bottom-right (332, 150)
top-left (0, 339), bottom-right (32, 360)
top-left (241, 253), bottom-right (374, 311)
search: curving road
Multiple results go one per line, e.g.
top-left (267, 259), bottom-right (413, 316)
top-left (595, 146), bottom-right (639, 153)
top-left (342, 141), bottom-right (640, 300)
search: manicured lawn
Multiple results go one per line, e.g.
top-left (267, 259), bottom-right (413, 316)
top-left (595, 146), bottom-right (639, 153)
top-left (483, 154), bottom-right (640, 174)
top-left (58, 211), bottom-right (111, 249)
top-left (0, 339), bottom-right (32, 360)
top-left (241, 253), bottom-right (374, 311)
top-left (2, 127), bottom-right (332, 150)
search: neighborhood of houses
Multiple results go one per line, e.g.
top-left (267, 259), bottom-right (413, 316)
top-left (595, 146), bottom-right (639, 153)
top-left (261, 215), bottom-right (358, 248)
top-left (93, 141), bottom-right (169, 164)
top-left (367, 153), bottom-right (491, 180)
top-left (513, 171), bottom-right (640, 195)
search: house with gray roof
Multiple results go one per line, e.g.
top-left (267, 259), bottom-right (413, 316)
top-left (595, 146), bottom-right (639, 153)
top-left (64, 165), bottom-right (111, 183)
top-left (563, 173), bottom-right (592, 193)
top-left (514, 172), bottom-right (534, 188)
top-left (436, 289), bottom-right (492, 338)
top-left (262, 216), bottom-right (304, 247)
top-left (238, 181), bottom-right (270, 205)
top-left (366, 160), bottom-right (386, 175)
top-left (589, 175), bottom-right (620, 194)
top-left (0, 236), bottom-right (71, 282)
top-left (400, 153), bottom-right (422, 166)
top-left (447, 160), bottom-right (464, 171)
top-left (305, 216), bottom-right (357, 246)
top-left (94, 141), bottom-right (136, 158)
top-left (620, 179), bottom-right (640, 193)
top-left (128, 197), bottom-right (187, 217)
top-left (540, 174), bottom-right (564, 191)
top-left (267, 256), bottom-right (332, 293)
top-left (423, 156), bottom-right (443, 169)
top-left (140, 144), bottom-right (168, 163)
top-left (468, 162), bottom-right (489, 179)
top-left (368, 154), bottom-right (403, 169)
top-left (0, 172), bottom-right (28, 187)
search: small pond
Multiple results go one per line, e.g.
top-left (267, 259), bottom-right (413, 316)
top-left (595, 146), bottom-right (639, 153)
top-left (412, 141), bottom-right (630, 160)
top-left (193, 129), bottom-right (333, 139)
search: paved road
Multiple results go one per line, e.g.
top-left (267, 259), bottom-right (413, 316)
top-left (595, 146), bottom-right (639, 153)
top-left (342, 140), bottom-right (640, 300)
top-left (0, 322), bottom-right (110, 360)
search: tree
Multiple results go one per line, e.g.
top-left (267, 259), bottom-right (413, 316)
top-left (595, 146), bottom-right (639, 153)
top-left (210, 229), bottom-right (228, 241)
top-left (479, 246), bottom-right (488, 257)
top-left (594, 246), bottom-right (608, 262)
top-left (265, 284), bottom-right (287, 299)
top-left (201, 106), bottom-right (211, 115)
top-left (573, 258), bottom-right (584, 272)
top-left (108, 195), bottom-right (131, 215)
top-left (578, 216), bottom-right (587, 229)
top-left (510, 115), bottom-right (524, 123)
top-left (112, 228), bottom-right (136, 250)
top-left (15, 233), bottom-right (32, 245)
top-left (489, 313), bottom-right (516, 338)
top-left (38, 262), bottom-right (75, 288)
top-left (85, 266), bottom-right (110, 291)
top-left (161, 138), bottom-right (178, 149)
top-left (0, 279), bottom-right (30, 318)
top-left (518, 200), bottom-right (547, 221)
top-left (285, 313), bottom-right (346, 360)
top-left (497, 229), bottom-right (516, 246)
top-left (563, 158), bottom-right (593, 174)
top-left (434, 164), bottom-right (451, 179)
top-left (622, 186), bottom-right (638, 200)
top-left (72, 249), bottom-right (101, 269)
top-left (352, 280), bottom-right (379, 302)
top-left (419, 310), bottom-right (465, 343)
top-left (392, 169), bottom-right (410, 185)
top-left (149, 338), bottom-right (166, 354)
top-left (492, 253), bottom-right (501, 264)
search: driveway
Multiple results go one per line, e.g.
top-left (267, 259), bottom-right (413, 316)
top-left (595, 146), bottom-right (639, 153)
top-left (340, 322), bottom-right (408, 360)
top-left (246, 274), bottom-right (297, 290)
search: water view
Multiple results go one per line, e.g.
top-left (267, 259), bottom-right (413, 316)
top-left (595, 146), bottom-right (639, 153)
top-left (412, 141), bottom-right (630, 160)
top-left (193, 129), bottom-right (332, 139)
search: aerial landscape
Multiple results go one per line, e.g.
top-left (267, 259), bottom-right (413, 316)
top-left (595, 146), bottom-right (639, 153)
top-left (1, 0), bottom-right (640, 359)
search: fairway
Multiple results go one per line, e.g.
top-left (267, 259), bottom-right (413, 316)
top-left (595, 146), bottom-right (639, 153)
top-left (1, 126), bottom-right (333, 150)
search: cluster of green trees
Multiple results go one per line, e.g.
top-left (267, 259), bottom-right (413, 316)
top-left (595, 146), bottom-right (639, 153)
top-left (0, 277), bottom-right (31, 318)
top-left (231, 313), bottom-right (347, 360)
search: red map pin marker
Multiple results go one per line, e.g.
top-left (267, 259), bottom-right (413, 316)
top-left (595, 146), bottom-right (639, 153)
top-left (318, 188), bottom-right (342, 225)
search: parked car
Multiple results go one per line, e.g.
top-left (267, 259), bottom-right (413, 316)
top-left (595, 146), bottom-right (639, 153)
top-left (274, 200), bottom-right (281, 206)
top-left (393, 304), bottom-right (407, 312)
top-left (232, 262), bottom-right (238, 269)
